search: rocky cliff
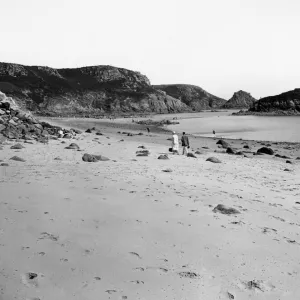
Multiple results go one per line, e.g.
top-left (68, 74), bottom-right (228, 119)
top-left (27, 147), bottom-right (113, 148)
top-left (0, 62), bottom-right (190, 116)
top-left (222, 90), bottom-right (256, 109)
top-left (249, 89), bottom-right (300, 114)
top-left (153, 84), bottom-right (226, 111)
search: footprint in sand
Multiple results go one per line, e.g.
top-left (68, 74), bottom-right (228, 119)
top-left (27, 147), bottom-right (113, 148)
top-left (105, 290), bottom-right (117, 294)
top-left (21, 272), bottom-right (42, 288)
top-left (129, 252), bottom-right (141, 259)
top-left (178, 271), bottom-right (201, 279)
top-left (146, 267), bottom-right (168, 274)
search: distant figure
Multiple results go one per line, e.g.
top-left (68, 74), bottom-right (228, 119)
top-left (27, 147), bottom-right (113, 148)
top-left (172, 131), bottom-right (179, 155)
top-left (147, 127), bottom-right (150, 133)
top-left (213, 130), bottom-right (216, 137)
top-left (181, 132), bottom-right (190, 155)
top-left (58, 129), bottom-right (63, 138)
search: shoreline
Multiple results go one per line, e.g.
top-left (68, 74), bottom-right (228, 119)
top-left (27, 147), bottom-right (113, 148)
top-left (41, 116), bottom-right (300, 147)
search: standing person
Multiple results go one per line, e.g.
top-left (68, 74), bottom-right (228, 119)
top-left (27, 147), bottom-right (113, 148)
top-left (58, 129), bottom-right (64, 138)
top-left (181, 132), bottom-right (190, 155)
top-left (213, 130), bottom-right (216, 137)
top-left (147, 127), bottom-right (150, 134)
top-left (172, 131), bottom-right (179, 155)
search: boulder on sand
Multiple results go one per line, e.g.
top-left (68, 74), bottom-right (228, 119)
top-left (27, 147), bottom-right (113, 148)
top-left (10, 156), bottom-right (26, 162)
top-left (10, 143), bottom-right (24, 149)
top-left (158, 154), bottom-right (169, 160)
top-left (70, 128), bottom-right (82, 134)
top-left (226, 147), bottom-right (235, 154)
top-left (195, 151), bottom-right (203, 155)
top-left (216, 140), bottom-right (230, 148)
top-left (65, 143), bottom-right (80, 150)
top-left (136, 150), bottom-right (150, 157)
top-left (187, 152), bottom-right (197, 158)
top-left (82, 153), bottom-right (110, 162)
top-left (213, 204), bottom-right (240, 215)
top-left (257, 147), bottom-right (274, 155)
top-left (206, 157), bottom-right (221, 163)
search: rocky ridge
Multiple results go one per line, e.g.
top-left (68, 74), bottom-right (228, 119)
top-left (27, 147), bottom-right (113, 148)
top-left (222, 90), bottom-right (256, 109)
top-left (0, 62), bottom-right (193, 116)
top-left (249, 88), bottom-right (300, 114)
top-left (152, 84), bottom-right (226, 110)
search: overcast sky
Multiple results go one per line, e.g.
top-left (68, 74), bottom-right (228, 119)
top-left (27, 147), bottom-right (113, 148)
top-left (1, 0), bottom-right (299, 99)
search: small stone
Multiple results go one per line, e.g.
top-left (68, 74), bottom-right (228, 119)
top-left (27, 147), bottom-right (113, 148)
top-left (213, 204), bottom-right (240, 215)
top-left (65, 143), bottom-right (80, 150)
top-left (10, 143), bottom-right (24, 149)
top-left (10, 156), bottom-right (26, 162)
top-left (206, 157), bottom-right (221, 163)
top-left (216, 140), bottom-right (230, 148)
top-left (158, 154), bottom-right (169, 160)
top-left (187, 152), bottom-right (197, 158)
top-left (226, 147), bottom-right (235, 154)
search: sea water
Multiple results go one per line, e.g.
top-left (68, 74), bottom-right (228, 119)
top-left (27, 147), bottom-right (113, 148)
top-left (167, 111), bottom-right (300, 142)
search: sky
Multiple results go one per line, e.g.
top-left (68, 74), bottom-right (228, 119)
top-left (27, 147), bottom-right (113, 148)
top-left (0, 0), bottom-right (300, 99)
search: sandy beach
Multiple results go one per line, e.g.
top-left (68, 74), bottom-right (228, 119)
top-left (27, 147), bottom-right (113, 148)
top-left (1, 117), bottom-right (300, 300)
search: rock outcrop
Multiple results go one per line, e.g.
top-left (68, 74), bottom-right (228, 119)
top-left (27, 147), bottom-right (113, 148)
top-left (0, 62), bottom-right (190, 115)
top-left (222, 90), bottom-right (256, 109)
top-left (0, 92), bottom-right (70, 140)
top-left (249, 89), bottom-right (300, 114)
top-left (153, 84), bottom-right (226, 111)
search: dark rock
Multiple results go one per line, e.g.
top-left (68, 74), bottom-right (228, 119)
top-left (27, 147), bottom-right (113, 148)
top-left (96, 132), bottom-right (103, 135)
top-left (0, 163), bottom-right (9, 166)
top-left (10, 156), bottom-right (26, 162)
top-left (284, 168), bottom-right (291, 172)
top-left (158, 154), bottom-right (169, 160)
top-left (138, 146), bottom-right (146, 149)
top-left (85, 129), bottom-right (92, 133)
top-left (136, 152), bottom-right (149, 157)
top-left (206, 157), bottom-right (221, 163)
top-left (82, 153), bottom-right (109, 162)
top-left (187, 152), bottom-right (197, 158)
top-left (162, 168), bottom-right (172, 172)
top-left (235, 151), bottom-right (244, 155)
top-left (226, 147), bottom-right (235, 154)
top-left (70, 128), bottom-right (82, 134)
top-left (136, 150), bottom-right (150, 156)
top-left (243, 145), bottom-right (250, 149)
top-left (63, 133), bottom-right (72, 139)
top-left (10, 143), bottom-right (24, 149)
top-left (297, 157), bottom-right (300, 160)
top-left (195, 151), bottom-right (203, 154)
top-left (216, 140), bottom-right (230, 148)
top-left (54, 157), bottom-right (62, 160)
top-left (213, 204), bottom-right (240, 215)
top-left (257, 147), bottom-right (274, 155)
top-left (286, 160), bottom-right (293, 164)
top-left (65, 143), bottom-right (80, 150)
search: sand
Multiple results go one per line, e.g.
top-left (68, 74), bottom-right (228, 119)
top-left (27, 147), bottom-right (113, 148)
top-left (1, 118), bottom-right (300, 300)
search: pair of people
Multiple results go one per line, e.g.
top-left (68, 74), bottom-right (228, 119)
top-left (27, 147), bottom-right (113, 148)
top-left (172, 131), bottom-right (189, 155)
